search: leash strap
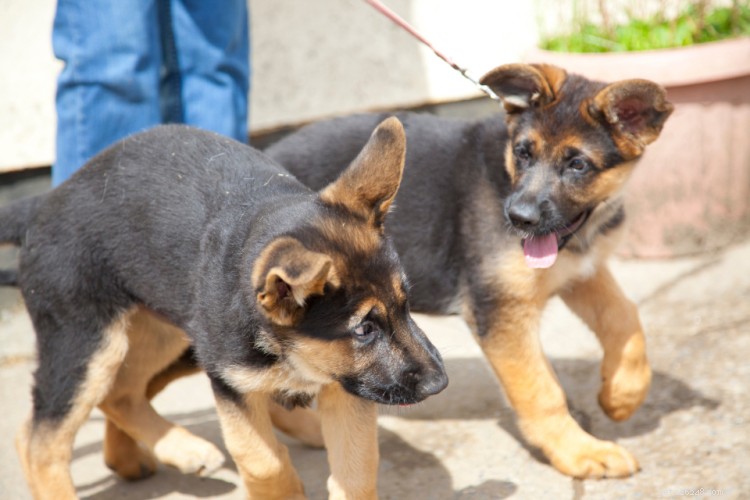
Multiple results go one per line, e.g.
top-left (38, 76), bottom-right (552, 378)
top-left (365, 0), bottom-right (501, 102)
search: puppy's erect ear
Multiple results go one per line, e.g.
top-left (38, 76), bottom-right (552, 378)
top-left (480, 63), bottom-right (567, 114)
top-left (253, 237), bottom-right (336, 326)
top-left (589, 79), bottom-right (674, 158)
top-left (320, 116), bottom-right (406, 227)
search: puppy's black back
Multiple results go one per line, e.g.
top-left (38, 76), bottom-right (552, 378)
top-left (267, 113), bottom-right (509, 313)
top-left (22, 125), bottom-right (306, 326)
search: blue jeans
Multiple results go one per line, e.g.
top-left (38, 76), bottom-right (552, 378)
top-left (52, 0), bottom-right (250, 186)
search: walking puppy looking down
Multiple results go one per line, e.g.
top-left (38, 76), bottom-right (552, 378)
top-left (266, 63), bottom-right (674, 478)
top-left (0, 117), bottom-right (448, 499)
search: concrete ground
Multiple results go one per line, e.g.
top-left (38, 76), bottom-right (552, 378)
top-left (2, 228), bottom-right (749, 499)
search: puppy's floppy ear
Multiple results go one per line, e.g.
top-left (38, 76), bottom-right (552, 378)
top-left (589, 79), bottom-right (674, 158)
top-left (480, 63), bottom-right (567, 114)
top-left (253, 237), bottom-right (336, 326)
top-left (320, 116), bottom-right (406, 227)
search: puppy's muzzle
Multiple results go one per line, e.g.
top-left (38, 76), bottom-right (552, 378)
top-left (403, 360), bottom-right (449, 402)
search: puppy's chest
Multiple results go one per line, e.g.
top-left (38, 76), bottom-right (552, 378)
top-left (487, 235), bottom-right (612, 303)
top-left (542, 250), bottom-right (601, 293)
top-left (220, 354), bottom-right (327, 402)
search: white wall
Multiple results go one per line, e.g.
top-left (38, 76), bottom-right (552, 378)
top-left (0, 0), bottom-right (60, 173)
top-left (0, 0), bottom-right (540, 173)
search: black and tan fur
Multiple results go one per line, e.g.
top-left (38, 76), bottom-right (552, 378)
top-left (0, 117), bottom-right (448, 499)
top-left (262, 64), bottom-right (674, 478)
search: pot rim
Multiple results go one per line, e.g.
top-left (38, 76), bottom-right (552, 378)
top-left (526, 36), bottom-right (750, 87)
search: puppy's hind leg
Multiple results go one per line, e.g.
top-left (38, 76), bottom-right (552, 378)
top-left (269, 401), bottom-right (324, 449)
top-left (103, 346), bottom-right (202, 480)
top-left (18, 310), bottom-right (131, 500)
top-left (100, 310), bottom-right (224, 478)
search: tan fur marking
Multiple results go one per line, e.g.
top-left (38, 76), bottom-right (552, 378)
top-left (480, 63), bottom-right (567, 112)
top-left (584, 160), bottom-right (637, 204)
top-left (290, 337), bottom-right (355, 384)
top-left (504, 144), bottom-right (517, 183)
top-left (348, 298), bottom-right (384, 326)
top-left (525, 129), bottom-right (543, 151)
top-left (468, 253), bottom-right (639, 478)
top-left (253, 237), bottom-right (335, 326)
top-left (268, 402), bottom-right (324, 448)
top-left (21, 309), bottom-right (132, 499)
top-left (533, 64), bottom-right (567, 103)
top-left (317, 205), bottom-right (382, 255)
top-left (319, 383), bottom-right (378, 500)
top-left (549, 135), bottom-right (607, 170)
top-left (222, 362), bottom-right (325, 397)
top-left (145, 349), bottom-right (202, 399)
top-left (320, 116), bottom-right (406, 226)
top-left (99, 308), bottom-right (224, 476)
top-left (215, 393), bottom-right (305, 499)
top-left (15, 418), bottom-right (35, 498)
top-left (476, 297), bottom-right (639, 477)
top-left (579, 98), bottom-right (602, 129)
top-left (391, 273), bottom-right (407, 304)
top-left (223, 313), bottom-right (379, 406)
top-left (221, 307), bottom-right (373, 399)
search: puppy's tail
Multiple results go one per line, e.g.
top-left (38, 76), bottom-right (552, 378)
top-left (0, 195), bottom-right (44, 287)
top-left (0, 195), bottom-right (43, 246)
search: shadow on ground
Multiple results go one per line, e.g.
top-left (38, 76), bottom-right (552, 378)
top-left (69, 406), bottom-right (517, 500)
top-left (63, 353), bottom-right (718, 499)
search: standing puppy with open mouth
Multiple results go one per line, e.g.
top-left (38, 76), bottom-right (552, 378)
top-left (266, 63), bottom-right (673, 479)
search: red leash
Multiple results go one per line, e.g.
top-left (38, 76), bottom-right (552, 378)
top-left (365, 0), bottom-right (500, 102)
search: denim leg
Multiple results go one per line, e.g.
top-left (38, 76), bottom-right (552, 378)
top-left (52, 0), bottom-right (162, 185)
top-left (170, 0), bottom-right (250, 143)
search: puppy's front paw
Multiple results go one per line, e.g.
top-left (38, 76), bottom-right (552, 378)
top-left (153, 426), bottom-right (225, 476)
top-left (550, 435), bottom-right (640, 479)
top-left (523, 415), bottom-right (639, 479)
top-left (599, 356), bottom-right (652, 421)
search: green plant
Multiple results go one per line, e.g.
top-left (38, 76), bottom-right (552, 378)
top-left (541, 1), bottom-right (750, 53)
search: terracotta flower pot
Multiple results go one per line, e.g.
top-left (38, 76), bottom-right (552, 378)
top-left (527, 37), bottom-right (750, 258)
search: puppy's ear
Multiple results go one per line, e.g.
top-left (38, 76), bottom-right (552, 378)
top-left (589, 79), bottom-right (674, 158)
top-left (320, 116), bottom-right (406, 227)
top-left (480, 63), bottom-right (567, 114)
top-left (253, 237), bottom-right (335, 326)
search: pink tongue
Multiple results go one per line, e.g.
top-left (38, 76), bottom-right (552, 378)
top-left (523, 234), bottom-right (559, 269)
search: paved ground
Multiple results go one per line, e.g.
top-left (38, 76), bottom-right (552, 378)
top-left (2, 222), bottom-right (749, 499)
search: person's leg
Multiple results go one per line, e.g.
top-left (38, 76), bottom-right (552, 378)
top-left (52, 0), bottom-right (163, 186)
top-left (169, 0), bottom-right (250, 143)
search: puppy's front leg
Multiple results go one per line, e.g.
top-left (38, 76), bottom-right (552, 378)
top-left (560, 264), bottom-right (651, 421)
top-left (214, 391), bottom-right (305, 499)
top-left (318, 383), bottom-right (378, 500)
top-left (470, 293), bottom-right (639, 478)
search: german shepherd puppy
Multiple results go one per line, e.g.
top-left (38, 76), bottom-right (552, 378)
top-left (1, 117), bottom-right (448, 499)
top-left (265, 64), bottom-right (673, 478)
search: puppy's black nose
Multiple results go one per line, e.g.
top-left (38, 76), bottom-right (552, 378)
top-left (508, 201), bottom-right (541, 231)
top-left (417, 368), bottom-right (449, 398)
top-left (404, 364), bottom-right (448, 401)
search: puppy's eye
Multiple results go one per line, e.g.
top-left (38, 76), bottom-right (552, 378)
top-left (568, 157), bottom-right (589, 172)
top-left (352, 320), bottom-right (378, 343)
top-left (514, 143), bottom-right (532, 161)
